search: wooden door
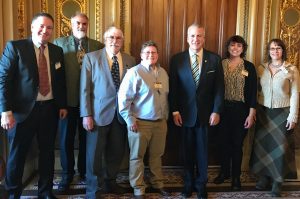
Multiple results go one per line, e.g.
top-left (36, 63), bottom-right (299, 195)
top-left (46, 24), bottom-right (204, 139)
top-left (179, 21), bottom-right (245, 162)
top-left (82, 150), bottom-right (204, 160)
top-left (131, 0), bottom-right (238, 166)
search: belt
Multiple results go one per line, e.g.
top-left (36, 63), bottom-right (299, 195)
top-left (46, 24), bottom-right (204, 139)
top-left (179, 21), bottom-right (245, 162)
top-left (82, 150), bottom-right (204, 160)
top-left (137, 118), bottom-right (163, 122)
top-left (36, 99), bottom-right (54, 105)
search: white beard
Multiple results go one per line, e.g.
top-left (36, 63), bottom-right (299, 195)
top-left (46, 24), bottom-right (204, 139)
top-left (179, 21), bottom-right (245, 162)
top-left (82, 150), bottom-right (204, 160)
top-left (75, 30), bottom-right (86, 39)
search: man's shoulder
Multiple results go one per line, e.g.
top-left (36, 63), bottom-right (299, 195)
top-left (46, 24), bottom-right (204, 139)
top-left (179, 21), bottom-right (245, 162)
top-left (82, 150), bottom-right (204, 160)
top-left (203, 49), bottom-right (221, 59)
top-left (87, 38), bottom-right (105, 50)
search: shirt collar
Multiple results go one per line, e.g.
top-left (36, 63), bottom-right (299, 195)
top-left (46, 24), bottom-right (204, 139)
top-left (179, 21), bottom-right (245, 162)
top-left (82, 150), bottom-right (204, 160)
top-left (32, 37), bottom-right (48, 49)
top-left (189, 48), bottom-right (203, 58)
top-left (106, 48), bottom-right (121, 60)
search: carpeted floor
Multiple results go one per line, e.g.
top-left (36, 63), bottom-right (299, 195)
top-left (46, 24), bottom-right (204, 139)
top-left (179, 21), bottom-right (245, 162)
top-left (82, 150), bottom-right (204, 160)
top-left (20, 168), bottom-right (300, 198)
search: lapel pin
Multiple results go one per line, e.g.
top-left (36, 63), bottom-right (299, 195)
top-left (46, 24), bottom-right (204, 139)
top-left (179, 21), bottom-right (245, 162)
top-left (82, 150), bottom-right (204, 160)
top-left (204, 60), bottom-right (207, 63)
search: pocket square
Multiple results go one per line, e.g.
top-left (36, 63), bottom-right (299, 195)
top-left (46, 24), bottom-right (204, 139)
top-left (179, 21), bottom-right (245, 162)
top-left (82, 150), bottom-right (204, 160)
top-left (207, 70), bottom-right (215, 74)
top-left (55, 62), bottom-right (61, 69)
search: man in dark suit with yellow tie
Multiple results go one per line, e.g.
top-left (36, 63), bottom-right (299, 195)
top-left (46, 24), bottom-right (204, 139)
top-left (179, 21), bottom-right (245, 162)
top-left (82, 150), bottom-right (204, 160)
top-left (169, 23), bottom-right (224, 199)
top-left (53, 12), bottom-right (104, 192)
top-left (0, 13), bottom-right (67, 199)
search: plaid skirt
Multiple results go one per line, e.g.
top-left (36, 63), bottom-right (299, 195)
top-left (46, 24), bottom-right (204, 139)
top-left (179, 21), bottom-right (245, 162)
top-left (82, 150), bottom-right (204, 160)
top-left (249, 105), bottom-right (297, 182)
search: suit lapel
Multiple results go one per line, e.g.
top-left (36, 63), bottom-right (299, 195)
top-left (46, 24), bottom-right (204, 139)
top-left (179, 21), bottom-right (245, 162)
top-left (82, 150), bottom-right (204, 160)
top-left (182, 51), bottom-right (197, 90)
top-left (100, 48), bottom-right (115, 86)
top-left (67, 36), bottom-right (76, 52)
top-left (48, 43), bottom-right (57, 87)
top-left (199, 49), bottom-right (209, 83)
top-left (27, 38), bottom-right (39, 85)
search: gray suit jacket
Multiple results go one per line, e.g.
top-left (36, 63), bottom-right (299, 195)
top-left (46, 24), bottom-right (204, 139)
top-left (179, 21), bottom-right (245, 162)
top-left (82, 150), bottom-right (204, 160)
top-left (53, 36), bottom-right (104, 107)
top-left (80, 48), bottom-right (136, 126)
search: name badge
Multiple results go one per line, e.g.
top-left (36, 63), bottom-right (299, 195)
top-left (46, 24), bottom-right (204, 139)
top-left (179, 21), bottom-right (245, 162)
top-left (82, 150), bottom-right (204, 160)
top-left (154, 82), bottom-right (162, 89)
top-left (241, 69), bottom-right (248, 77)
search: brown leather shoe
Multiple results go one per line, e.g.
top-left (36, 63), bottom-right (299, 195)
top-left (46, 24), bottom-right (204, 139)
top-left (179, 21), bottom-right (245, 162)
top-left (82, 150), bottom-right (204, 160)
top-left (152, 188), bottom-right (170, 196)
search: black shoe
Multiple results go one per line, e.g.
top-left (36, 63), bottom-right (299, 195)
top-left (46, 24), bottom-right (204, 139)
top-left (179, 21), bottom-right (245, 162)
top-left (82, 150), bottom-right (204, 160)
top-left (38, 193), bottom-right (58, 199)
top-left (181, 189), bottom-right (192, 198)
top-left (231, 177), bottom-right (241, 191)
top-left (57, 181), bottom-right (71, 192)
top-left (271, 182), bottom-right (282, 197)
top-left (152, 188), bottom-right (170, 196)
top-left (213, 173), bottom-right (230, 184)
top-left (134, 195), bottom-right (145, 199)
top-left (196, 191), bottom-right (208, 199)
top-left (255, 175), bottom-right (270, 191)
top-left (104, 181), bottom-right (127, 194)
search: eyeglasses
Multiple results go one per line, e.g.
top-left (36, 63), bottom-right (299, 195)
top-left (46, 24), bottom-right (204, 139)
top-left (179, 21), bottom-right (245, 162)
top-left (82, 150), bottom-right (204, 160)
top-left (142, 51), bottom-right (157, 55)
top-left (270, 47), bottom-right (282, 52)
top-left (106, 36), bottom-right (123, 41)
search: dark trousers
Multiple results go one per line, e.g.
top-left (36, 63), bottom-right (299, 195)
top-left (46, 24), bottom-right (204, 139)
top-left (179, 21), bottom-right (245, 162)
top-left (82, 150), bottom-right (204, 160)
top-left (218, 101), bottom-right (248, 178)
top-left (5, 101), bottom-right (58, 198)
top-left (86, 116), bottom-right (126, 199)
top-left (182, 125), bottom-right (208, 192)
top-left (58, 106), bottom-right (86, 181)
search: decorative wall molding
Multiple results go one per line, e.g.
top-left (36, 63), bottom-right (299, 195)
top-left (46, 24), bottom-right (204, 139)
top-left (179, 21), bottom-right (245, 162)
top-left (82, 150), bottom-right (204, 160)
top-left (280, 0), bottom-right (300, 67)
top-left (41, 0), bottom-right (48, 12)
top-left (17, 0), bottom-right (26, 39)
top-left (54, 0), bottom-right (87, 38)
top-left (95, 0), bottom-right (103, 42)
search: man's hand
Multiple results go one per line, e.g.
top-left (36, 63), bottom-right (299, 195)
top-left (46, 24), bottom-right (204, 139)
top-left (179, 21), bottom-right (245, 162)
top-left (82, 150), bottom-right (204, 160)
top-left (209, 113), bottom-right (220, 126)
top-left (1, 113), bottom-right (16, 130)
top-left (129, 122), bottom-right (138, 132)
top-left (83, 116), bottom-right (94, 131)
top-left (173, 113), bottom-right (182, 127)
top-left (59, 109), bottom-right (68, 119)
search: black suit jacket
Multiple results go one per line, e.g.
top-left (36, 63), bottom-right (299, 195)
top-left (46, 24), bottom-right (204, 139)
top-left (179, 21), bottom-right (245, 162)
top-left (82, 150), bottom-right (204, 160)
top-left (169, 49), bottom-right (224, 127)
top-left (0, 38), bottom-right (67, 122)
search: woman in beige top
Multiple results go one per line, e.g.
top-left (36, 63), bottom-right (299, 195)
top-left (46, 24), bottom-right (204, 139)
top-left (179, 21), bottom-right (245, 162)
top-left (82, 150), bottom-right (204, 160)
top-left (250, 38), bottom-right (299, 197)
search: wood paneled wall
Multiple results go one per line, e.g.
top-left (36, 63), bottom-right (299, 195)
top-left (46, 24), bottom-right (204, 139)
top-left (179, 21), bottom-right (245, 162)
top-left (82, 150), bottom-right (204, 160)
top-left (131, 0), bottom-right (238, 166)
top-left (131, 0), bottom-right (238, 71)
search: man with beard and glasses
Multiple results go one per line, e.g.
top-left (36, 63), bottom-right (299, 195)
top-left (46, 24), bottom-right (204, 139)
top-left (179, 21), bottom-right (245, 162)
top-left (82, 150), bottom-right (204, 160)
top-left (80, 26), bottom-right (135, 198)
top-left (53, 12), bottom-right (104, 192)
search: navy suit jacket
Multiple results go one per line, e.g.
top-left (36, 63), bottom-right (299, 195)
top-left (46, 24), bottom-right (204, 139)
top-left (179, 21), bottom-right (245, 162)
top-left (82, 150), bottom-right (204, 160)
top-left (169, 49), bottom-right (224, 127)
top-left (0, 38), bottom-right (67, 122)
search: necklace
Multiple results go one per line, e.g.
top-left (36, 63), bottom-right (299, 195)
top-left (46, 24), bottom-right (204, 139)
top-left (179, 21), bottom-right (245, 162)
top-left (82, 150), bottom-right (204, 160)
top-left (271, 62), bottom-right (282, 68)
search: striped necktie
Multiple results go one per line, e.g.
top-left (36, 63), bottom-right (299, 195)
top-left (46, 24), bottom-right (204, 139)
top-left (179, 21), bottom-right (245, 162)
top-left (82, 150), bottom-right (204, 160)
top-left (111, 56), bottom-right (120, 91)
top-left (191, 53), bottom-right (200, 86)
top-left (38, 45), bottom-right (50, 96)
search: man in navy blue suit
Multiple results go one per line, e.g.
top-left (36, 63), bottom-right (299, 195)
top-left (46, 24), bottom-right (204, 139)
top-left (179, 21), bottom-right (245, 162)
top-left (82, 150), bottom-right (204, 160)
top-left (0, 13), bottom-right (67, 199)
top-left (169, 23), bottom-right (224, 199)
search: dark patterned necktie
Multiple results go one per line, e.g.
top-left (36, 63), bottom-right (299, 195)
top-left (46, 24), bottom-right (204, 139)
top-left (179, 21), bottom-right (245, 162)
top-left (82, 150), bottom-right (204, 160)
top-left (38, 45), bottom-right (50, 96)
top-left (77, 40), bottom-right (85, 67)
top-left (191, 53), bottom-right (200, 86)
top-left (111, 56), bottom-right (120, 91)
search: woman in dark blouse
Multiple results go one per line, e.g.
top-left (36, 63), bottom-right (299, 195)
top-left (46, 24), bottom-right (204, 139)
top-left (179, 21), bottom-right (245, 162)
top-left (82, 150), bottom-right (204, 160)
top-left (214, 35), bottom-right (257, 191)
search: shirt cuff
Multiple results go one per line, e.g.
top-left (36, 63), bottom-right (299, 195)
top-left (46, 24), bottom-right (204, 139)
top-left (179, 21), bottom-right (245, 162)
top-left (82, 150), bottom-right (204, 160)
top-left (1, 111), bottom-right (13, 117)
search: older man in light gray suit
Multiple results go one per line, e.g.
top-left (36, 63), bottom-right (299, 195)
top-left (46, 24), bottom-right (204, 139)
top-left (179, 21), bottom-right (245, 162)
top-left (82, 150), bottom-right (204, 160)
top-left (80, 26), bottom-right (136, 199)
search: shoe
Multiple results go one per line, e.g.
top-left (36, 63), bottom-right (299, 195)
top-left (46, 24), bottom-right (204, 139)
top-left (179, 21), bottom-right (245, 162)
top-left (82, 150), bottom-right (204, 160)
top-left (181, 190), bottom-right (192, 198)
top-left (231, 177), bottom-right (241, 191)
top-left (213, 173), bottom-right (230, 184)
top-left (57, 180), bottom-right (71, 192)
top-left (152, 188), bottom-right (170, 196)
top-left (134, 195), bottom-right (145, 199)
top-left (38, 193), bottom-right (58, 199)
top-left (271, 182), bottom-right (282, 197)
top-left (255, 175), bottom-right (270, 191)
top-left (104, 181), bottom-right (127, 194)
top-left (196, 191), bottom-right (208, 199)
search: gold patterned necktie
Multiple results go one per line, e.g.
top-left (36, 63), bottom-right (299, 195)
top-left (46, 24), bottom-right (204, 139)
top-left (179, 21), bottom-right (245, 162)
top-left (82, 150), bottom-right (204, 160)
top-left (191, 53), bottom-right (200, 86)
top-left (38, 45), bottom-right (50, 96)
top-left (77, 39), bottom-right (85, 67)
